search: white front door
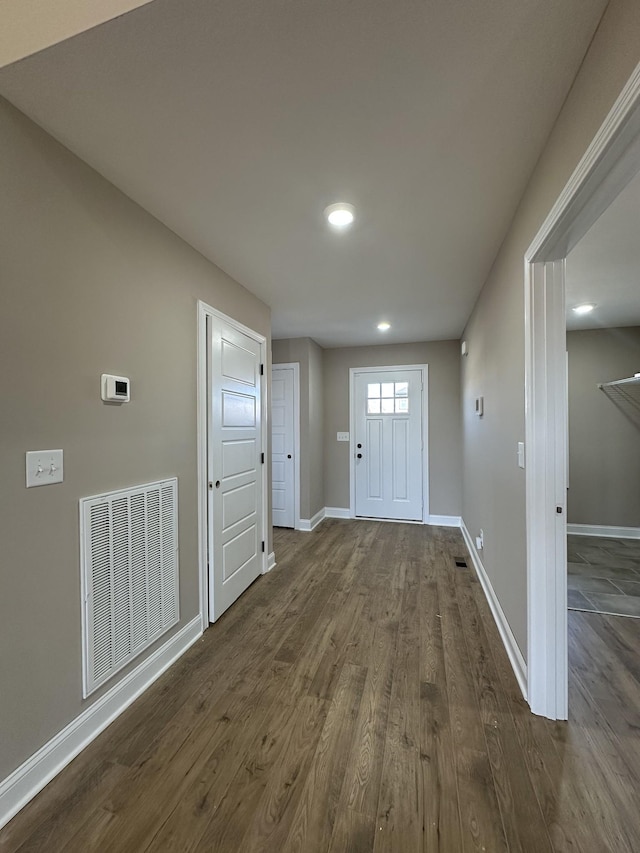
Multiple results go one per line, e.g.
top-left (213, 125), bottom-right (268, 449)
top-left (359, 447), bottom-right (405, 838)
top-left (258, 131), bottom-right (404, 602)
top-left (208, 316), bottom-right (263, 621)
top-left (353, 369), bottom-right (424, 521)
top-left (271, 366), bottom-right (295, 528)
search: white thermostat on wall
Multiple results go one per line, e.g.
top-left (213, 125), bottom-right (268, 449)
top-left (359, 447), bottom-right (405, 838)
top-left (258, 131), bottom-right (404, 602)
top-left (101, 374), bottom-right (131, 403)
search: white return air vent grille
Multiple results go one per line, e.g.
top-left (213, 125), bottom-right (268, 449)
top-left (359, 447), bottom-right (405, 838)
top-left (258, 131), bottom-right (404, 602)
top-left (80, 478), bottom-right (179, 697)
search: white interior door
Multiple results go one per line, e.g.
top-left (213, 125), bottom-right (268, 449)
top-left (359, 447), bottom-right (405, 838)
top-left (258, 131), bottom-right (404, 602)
top-left (271, 366), bottom-right (295, 528)
top-left (354, 369), bottom-right (423, 521)
top-left (208, 316), bottom-right (263, 621)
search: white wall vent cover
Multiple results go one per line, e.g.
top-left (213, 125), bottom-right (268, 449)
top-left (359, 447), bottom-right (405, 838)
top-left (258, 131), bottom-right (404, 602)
top-left (80, 478), bottom-right (179, 697)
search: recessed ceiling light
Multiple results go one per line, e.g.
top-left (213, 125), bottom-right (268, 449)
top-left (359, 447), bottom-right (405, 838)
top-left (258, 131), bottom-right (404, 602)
top-left (572, 303), bottom-right (595, 315)
top-left (377, 321), bottom-right (391, 331)
top-left (324, 202), bottom-right (355, 229)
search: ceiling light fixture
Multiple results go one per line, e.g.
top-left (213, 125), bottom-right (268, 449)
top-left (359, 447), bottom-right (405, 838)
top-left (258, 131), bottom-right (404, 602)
top-left (572, 303), bottom-right (595, 315)
top-left (377, 322), bottom-right (391, 331)
top-left (324, 202), bottom-right (355, 229)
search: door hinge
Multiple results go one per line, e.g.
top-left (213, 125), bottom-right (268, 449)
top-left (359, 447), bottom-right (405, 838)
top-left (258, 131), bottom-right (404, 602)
top-left (261, 541), bottom-right (265, 553)
top-left (260, 363), bottom-right (264, 376)
top-left (261, 452), bottom-right (265, 464)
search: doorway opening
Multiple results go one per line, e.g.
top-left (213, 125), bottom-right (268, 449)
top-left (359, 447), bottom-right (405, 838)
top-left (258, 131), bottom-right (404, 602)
top-left (565, 191), bottom-right (640, 619)
top-left (525, 63), bottom-right (640, 719)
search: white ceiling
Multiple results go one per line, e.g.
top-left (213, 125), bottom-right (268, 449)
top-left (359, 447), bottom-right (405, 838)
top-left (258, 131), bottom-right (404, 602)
top-left (566, 167), bottom-right (640, 331)
top-left (0, 0), bottom-right (607, 347)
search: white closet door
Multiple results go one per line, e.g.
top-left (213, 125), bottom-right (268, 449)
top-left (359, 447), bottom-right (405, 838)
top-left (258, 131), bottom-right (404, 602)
top-left (209, 317), bottom-right (263, 621)
top-left (271, 366), bottom-right (295, 528)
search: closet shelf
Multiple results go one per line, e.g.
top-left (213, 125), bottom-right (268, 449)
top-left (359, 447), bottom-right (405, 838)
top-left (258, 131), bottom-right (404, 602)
top-left (597, 374), bottom-right (640, 390)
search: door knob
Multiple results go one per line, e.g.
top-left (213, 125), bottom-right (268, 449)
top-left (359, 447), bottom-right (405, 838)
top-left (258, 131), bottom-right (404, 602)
top-left (357, 453), bottom-right (362, 459)
top-left (215, 480), bottom-right (221, 488)
top-left (357, 443), bottom-right (362, 449)
top-left (287, 454), bottom-right (292, 459)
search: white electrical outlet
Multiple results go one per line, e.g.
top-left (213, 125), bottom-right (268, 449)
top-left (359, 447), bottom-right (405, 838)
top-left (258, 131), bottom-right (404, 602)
top-left (26, 449), bottom-right (64, 488)
top-left (337, 432), bottom-right (350, 442)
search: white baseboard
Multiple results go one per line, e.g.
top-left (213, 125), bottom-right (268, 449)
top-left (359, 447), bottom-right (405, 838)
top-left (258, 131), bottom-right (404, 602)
top-left (323, 509), bottom-right (461, 527)
top-left (427, 515), bottom-right (462, 527)
top-left (0, 615), bottom-right (202, 831)
top-left (460, 520), bottom-right (528, 702)
top-left (298, 508), bottom-right (326, 531)
top-left (324, 507), bottom-right (351, 519)
top-left (567, 523), bottom-right (640, 540)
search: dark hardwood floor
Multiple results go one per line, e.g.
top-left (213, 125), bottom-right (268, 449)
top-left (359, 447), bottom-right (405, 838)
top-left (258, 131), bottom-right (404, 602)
top-left (1, 519), bottom-right (639, 852)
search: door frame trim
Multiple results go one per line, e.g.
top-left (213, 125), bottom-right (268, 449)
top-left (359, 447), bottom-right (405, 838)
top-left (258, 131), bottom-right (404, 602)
top-left (524, 61), bottom-right (640, 719)
top-left (196, 300), bottom-right (269, 629)
top-left (348, 364), bottom-right (429, 523)
top-left (271, 362), bottom-right (301, 530)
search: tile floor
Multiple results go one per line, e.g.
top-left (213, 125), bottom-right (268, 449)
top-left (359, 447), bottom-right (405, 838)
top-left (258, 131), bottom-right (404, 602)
top-left (567, 534), bottom-right (640, 617)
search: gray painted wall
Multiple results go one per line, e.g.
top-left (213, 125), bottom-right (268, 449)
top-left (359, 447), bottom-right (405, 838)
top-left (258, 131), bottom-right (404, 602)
top-left (0, 98), bottom-right (270, 781)
top-left (567, 327), bottom-right (640, 527)
top-left (272, 337), bottom-right (324, 521)
top-left (323, 341), bottom-right (462, 516)
top-left (461, 0), bottom-right (640, 659)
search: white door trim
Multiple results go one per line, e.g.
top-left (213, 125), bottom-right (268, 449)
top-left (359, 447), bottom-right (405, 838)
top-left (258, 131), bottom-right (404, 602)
top-left (524, 61), bottom-right (640, 720)
top-left (524, 259), bottom-right (568, 719)
top-left (348, 364), bottom-right (429, 523)
top-left (271, 362), bottom-right (301, 530)
top-left (197, 300), bottom-right (269, 629)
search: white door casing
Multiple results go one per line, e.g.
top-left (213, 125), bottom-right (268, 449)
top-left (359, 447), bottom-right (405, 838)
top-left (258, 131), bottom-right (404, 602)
top-left (525, 259), bottom-right (568, 718)
top-left (351, 366), bottom-right (427, 522)
top-left (197, 301), bottom-right (268, 628)
top-left (271, 365), bottom-right (297, 528)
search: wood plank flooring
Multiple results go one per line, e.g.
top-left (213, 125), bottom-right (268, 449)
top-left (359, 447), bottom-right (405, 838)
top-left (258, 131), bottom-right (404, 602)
top-left (2, 519), bottom-right (640, 852)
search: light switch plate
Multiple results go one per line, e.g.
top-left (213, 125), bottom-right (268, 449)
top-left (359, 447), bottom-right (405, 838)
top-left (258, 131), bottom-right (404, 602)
top-left (26, 449), bottom-right (64, 487)
top-left (337, 432), bottom-right (350, 442)
top-left (517, 441), bottom-right (525, 469)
